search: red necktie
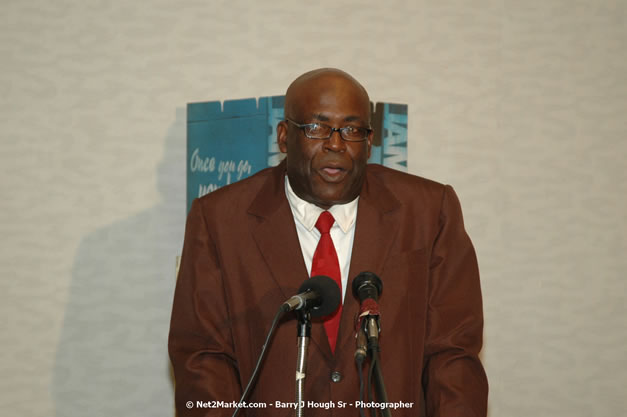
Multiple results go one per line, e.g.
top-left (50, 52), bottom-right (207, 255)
top-left (311, 211), bottom-right (342, 353)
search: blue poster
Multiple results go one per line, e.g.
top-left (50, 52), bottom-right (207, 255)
top-left (187, 96), bottom-right (407, 213)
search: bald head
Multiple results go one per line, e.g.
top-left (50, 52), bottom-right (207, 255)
top-left (284, 68), bottom-right (371, 123)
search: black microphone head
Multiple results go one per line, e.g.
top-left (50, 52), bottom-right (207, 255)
top-left (298, 275), bottom-right (341, 318)
top-left (352, 271), bottom-right (383, 300)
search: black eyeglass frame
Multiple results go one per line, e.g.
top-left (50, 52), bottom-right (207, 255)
top-left (285, 118), bottom-right (372, 142)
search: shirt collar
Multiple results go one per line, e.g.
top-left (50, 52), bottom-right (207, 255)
top-left (285, 176), bottom-right (358, 233)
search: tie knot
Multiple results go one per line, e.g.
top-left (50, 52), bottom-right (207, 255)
top-left (315, 211), bottom-right (335, 234)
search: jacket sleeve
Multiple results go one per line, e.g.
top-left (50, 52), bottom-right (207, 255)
top-left (422, 185), bottom-right (489, 417)
top-left (168, 198), bottom-right (242, 416)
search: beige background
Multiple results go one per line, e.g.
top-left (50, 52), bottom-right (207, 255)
top-left (1, 0), bottom-right (626, 416)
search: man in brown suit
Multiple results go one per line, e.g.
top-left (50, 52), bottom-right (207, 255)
top-left (169, 69), bottom-right (488, 416)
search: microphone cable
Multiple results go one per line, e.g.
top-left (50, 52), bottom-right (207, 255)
top-left (231, 304), bottom-right (289, 417)
top-left (368, 349), bottom-right (379, 417)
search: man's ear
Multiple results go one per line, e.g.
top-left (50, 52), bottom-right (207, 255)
top-left (366, 129), bottom-right (373, 159)
top-left (277, 120), bottom-right (288, 153)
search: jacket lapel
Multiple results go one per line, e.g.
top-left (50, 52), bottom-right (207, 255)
top-left (337, 170), bottom-right (401, 354)
top-left (247, 162), bottom-right (333, 360)
top-left (248, 161), bottom-right (308, 300)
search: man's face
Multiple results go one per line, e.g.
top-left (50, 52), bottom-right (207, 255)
top-left (277, 75), bottom-right (372, 209)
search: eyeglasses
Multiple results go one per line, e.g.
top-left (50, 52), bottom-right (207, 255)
top-left (286, 118), bottom-right (372, 142)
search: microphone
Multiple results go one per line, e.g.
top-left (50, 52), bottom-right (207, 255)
top-left (352, 271), bottom-right (383, 304)
top-left (283, 275), bottom-right (341, 318)
top-left (352, 272), bottom-right (392, 417)
top-left (352, 272), bottom-right (383, 359)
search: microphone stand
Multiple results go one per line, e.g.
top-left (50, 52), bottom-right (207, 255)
top-left (366, 317), bottom-right (391, 417)
top-left (295, 310), bottom-right (311, 417)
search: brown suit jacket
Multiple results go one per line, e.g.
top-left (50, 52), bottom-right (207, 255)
top-left (169, 161), bottom-right (488, 417)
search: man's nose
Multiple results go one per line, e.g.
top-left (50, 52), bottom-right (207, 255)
top-left (325, 129), bottom-right (346, 151)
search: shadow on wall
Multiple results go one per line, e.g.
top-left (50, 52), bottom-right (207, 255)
top-left (52, 108), bottom-right (186, 417)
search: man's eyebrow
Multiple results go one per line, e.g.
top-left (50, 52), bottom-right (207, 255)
top-left (311, 113), bottom-right (330, 122)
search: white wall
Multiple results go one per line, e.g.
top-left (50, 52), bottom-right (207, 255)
top-left (1, 1), bottom-right (626, 416)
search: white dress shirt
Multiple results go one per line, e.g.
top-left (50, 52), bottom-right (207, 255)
top-left (284, 177), bottom-right (358, 303)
